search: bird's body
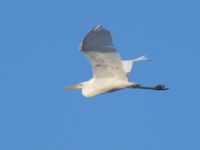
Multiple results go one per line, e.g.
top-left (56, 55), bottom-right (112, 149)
top-left (66, 24), bottom-right (168, 97)
top-left (81, 78), bottom-right (132, 97)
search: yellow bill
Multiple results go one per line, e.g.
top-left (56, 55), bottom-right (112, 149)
top-left (64, 84), bottom-right (79, 90)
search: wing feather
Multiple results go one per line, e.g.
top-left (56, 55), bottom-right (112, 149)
top-left (80, 25), bottom-right (126, 80)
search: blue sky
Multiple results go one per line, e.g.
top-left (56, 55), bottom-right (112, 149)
top-left (0, 0), bottom-right (200, 149)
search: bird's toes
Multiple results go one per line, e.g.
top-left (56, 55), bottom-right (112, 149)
top-left (155, 84), bottom-right (169, 90)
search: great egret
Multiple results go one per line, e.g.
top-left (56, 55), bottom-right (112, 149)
top-left (65, 25), bottom-right (168, 97)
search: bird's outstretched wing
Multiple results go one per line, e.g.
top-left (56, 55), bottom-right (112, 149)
top-left (80, 25), bottom-right (126, 80)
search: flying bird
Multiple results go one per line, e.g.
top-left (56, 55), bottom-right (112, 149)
top-left (65, 25), bottom-right (168, 97)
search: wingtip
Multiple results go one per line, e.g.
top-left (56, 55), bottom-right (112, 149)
top-left (93, 24), bottom-right (104, 31)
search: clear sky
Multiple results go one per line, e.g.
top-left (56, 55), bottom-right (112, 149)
top-left (0, 0), bottom-right (200, 150)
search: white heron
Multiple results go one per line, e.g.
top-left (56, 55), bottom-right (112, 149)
top-left (65, 25), bottom-right (168, 97)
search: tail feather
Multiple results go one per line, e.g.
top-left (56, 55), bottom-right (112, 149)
top-left (122, 55), bottom-right (148, 80)
top-left (133, 55), bottom-right (148, 62)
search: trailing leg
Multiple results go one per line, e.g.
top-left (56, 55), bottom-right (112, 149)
top-left (130, 84), bottom-right (169, 91)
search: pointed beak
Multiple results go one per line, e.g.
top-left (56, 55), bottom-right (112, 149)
top-left (64, 84), bottom-right (79, 90)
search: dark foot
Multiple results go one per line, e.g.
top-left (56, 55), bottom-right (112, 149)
top-left (130, 84), bottom-right (169, 91)
top-left (154, 84), bottom-right (169, 90)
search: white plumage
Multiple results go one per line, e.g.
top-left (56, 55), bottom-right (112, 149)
top-left (66, 25), bottom-right (168, 97)
top-left (80, 24), bottom-right (126, 80)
